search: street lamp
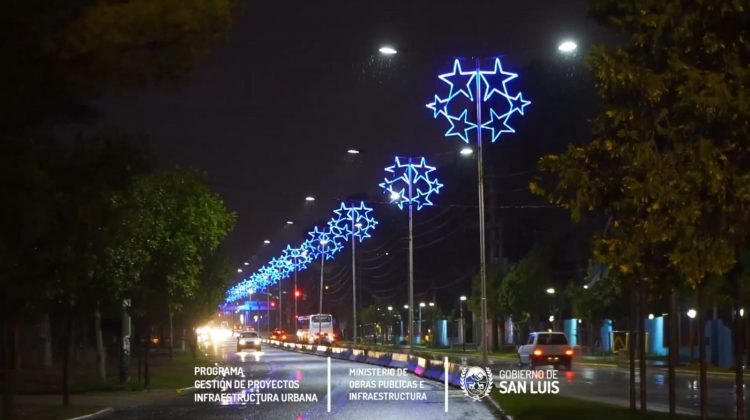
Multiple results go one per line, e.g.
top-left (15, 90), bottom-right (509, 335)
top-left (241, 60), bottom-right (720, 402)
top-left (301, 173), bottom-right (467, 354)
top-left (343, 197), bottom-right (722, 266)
top-left (305, 196), bottom-right (315, 202)
top-left (263, 239), bottom-right (270, 245)
top-left (379, 157), bottom-right (443, 348)
top-left (546, 288), bottom-right (556, 295)
top-left (328, 202), bottom-right (378, 345)
top-left (459, 295), bottom-right (467, 352)
top-left (427, 57), bottom-right (530, 364)
top-left (347, 148), bottom-right (361, 154)
top-left (419, 302), bottom-right (426, 344)
top-left (558, 40), bottom-right (578, 54)
top-left (460, 147), bottom-right (473, 156)
top-left (378, 46), bottom-right (397, 55)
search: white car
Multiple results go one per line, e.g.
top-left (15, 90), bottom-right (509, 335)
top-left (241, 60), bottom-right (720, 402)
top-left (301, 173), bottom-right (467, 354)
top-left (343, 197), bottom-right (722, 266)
top-left (237, 331), bottom-right (261, 352)
top-left (518, 331), bottom-right (574, 370)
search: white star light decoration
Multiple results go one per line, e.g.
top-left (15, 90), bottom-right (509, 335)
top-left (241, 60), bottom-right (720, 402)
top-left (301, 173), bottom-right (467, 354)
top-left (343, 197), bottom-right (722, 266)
top-left (328, 202), bottom-right (378, 243)
top-left (426, 58), bottom-right (530, 143)
top-left (379, 157), bottom-right (443, 211)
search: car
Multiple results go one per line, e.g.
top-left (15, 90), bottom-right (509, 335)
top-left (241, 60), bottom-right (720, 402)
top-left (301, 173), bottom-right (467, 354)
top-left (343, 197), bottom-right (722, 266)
top-left (237, 331), bottom-right (261, 352)
top-left (270, 329), bottom-right (289, 341)
top-left (518, 331), bottom-right (574, 370)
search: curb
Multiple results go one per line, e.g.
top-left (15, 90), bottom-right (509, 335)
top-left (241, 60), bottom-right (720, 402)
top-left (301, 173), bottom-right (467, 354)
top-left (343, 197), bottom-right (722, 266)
top-left (65, 407), bottom-right (114, 420)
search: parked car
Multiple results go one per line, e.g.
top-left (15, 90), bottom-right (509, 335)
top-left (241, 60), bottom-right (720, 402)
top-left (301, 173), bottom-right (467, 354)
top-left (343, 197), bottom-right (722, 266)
top-left (518, 331), bottom-right (574, 370)
top-left (237, 331), bottom-right (261, 352)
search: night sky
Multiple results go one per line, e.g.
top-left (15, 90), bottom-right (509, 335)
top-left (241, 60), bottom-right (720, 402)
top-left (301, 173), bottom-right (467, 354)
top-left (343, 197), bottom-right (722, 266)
top-left (94, 0), bottom-right (604, 308)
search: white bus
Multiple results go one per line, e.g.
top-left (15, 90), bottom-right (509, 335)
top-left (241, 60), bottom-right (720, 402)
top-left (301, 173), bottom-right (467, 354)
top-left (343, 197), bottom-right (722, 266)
top-left (295, 314), bottom-right (336, 344)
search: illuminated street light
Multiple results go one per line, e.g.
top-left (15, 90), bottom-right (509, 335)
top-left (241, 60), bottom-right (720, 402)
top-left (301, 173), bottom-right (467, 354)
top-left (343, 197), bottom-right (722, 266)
top-left (263, 239), bottom-right (271, 244)
top-left (305, 196), bottom-right (315, 202)
top-left (387, 306), bottom-right (393, 311)
top-left (403, 305), bottom-right (409, 309)
top-left (687, 309), bottom-right (697, 319)
top-left (546, 288), bottom-right (556, 295)
top-left (379, 46), bottom-right (397, 55)
top-left (347, 148), bottom-right (360, 154)
top-left (558, 40), bottom-right (578, 53)
top-left (286, 220), bottom-right (294, 225)
top-left (460, 147), bottom-right (473, 156)
top-left (237, 268), bottom-right (243, 273)
top-left (648, 313), bottom-right (655, 320)
top-left (390, 191), bottom-right (401, 200)
top-left (427, 57), bottom-right (530, 364)
top-left (243, 262), bottom-right (249, 266)
top-left (460, 295), bottom-right (467, 301)
top-left (549, 315), bottom-right (555, 322)
top-left (583, 284), bottom-right (589, 289)
top-left (428, 302), bottom-right (435, 307)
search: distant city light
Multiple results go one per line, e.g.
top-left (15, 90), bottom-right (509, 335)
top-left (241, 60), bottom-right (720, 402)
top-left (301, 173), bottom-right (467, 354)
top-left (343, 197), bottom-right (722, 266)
top-left (583, 284), bottom-right (589, 289)
top-left (549, 315), bottom-right (555, 322)
top-left (379, 46), bottom-right (397, 55)
top-left (546, 288), bottom-right (556, 295)
top-left (558, 40), bottom-right (578, 53)
top-left (460, 295), bottom-right (467, 301)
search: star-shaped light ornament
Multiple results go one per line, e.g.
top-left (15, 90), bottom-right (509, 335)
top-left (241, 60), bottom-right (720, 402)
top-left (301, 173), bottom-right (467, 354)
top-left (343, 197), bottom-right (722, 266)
top-left (427, 57), bottom-right (530, 144)
top-left (307, 226), bottom-right (343, 261)
top-left (328, 202), bottom-right (378, 243)
top-left (379, 157), bottom-right (443, 211)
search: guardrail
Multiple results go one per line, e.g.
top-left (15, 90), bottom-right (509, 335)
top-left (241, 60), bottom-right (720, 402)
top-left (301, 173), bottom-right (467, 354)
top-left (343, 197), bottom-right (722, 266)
top-left (261, 339), bottom-right (466, 388)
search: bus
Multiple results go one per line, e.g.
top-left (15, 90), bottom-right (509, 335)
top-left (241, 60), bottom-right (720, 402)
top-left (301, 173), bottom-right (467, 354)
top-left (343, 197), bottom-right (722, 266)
top-left (295, 314), bottom-right (336, 344)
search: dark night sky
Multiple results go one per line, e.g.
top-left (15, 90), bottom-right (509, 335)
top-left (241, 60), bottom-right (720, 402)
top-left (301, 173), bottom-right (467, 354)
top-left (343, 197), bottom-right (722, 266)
top-left (94, 0), bottom-right (604, 302)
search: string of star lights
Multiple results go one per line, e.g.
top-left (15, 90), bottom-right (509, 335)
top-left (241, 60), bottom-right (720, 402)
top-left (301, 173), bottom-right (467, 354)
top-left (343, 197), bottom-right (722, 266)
top-left (426, 56), bottom-right (530, 364)
top-left (223, 202), bottom-right (377, 333)
top-left (379, 156), bottom-right (443, 348)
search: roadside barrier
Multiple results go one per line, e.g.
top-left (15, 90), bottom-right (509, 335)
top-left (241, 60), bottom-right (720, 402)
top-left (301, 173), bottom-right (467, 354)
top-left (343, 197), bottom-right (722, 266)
top-left (261, 338), bottom-right (465, 388)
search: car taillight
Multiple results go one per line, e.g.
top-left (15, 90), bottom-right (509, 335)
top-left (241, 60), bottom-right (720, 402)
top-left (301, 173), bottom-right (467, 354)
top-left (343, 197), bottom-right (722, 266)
top-left (282, 335), bottom-right (287, 339)
top-left (532, 349), bottom-right (543, 356)
top-left (565, 349), bottom-right (574, 356)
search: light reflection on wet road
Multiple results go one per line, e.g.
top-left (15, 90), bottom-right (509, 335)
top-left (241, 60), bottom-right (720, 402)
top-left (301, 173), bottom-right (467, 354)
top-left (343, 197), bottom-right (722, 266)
top-left (491, 358), bottom-right (747, 418)
top-left (104, 338), bottom-right (495, 419)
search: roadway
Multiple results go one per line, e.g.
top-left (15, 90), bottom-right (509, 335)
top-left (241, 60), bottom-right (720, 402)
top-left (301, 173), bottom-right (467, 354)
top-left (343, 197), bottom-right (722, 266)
top-left (103, 337), bottom-right (496, 420)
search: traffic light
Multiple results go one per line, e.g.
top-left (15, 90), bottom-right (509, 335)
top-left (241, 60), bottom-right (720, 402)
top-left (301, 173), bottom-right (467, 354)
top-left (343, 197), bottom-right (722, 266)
top-left (295, 290), bottom-right (301, 298)
top-left (270, 301), bottom-right (276, 308)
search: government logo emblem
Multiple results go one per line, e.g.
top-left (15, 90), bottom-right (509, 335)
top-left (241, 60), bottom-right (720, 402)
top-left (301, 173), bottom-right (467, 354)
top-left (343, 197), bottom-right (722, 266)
top-left (460, 366), bottom-right (493, 401)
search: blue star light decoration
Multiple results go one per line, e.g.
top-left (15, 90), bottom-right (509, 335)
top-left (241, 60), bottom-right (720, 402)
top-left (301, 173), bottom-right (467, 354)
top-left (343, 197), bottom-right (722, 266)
top-left (328, 202), bottom-right (378, 243)
top-left (306, 227), bottom-right (343, 260)
top-left (379, 156), bottom-right (443, 211)
top-left (281, 244), bottom-right (313, 271)
top-left (426, 58), bottom-right (530, 143)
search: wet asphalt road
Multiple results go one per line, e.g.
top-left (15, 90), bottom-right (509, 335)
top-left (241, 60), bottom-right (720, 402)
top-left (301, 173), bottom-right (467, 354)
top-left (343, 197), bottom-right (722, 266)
top-left (490, 359), bottom-right (748, 418)
top-left (103, 338), bottom-right (495, 420)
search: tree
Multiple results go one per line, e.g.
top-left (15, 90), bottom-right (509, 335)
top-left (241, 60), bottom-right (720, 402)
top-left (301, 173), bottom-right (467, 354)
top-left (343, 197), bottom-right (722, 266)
top-left (497, 244), bottom-right (552, 341)
top-left (0, 0), bottom-right (240, 133)
top-left (112, 168), bottom-right (235, 389)
top-left (532, 2), bottom-right (750, 417)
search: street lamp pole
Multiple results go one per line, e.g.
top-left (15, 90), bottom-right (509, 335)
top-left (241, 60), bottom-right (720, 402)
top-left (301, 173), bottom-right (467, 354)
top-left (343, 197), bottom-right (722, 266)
top-left (408, 166), bottom-right (415, 348)
top-left (351, 216), bottom-right (358, 345)
top-left (474, 57), bottom-right (489, 365)
top-left (460, 295), bottom-right (467, 352)
top-left (319, 247), bottom-right (326, 314)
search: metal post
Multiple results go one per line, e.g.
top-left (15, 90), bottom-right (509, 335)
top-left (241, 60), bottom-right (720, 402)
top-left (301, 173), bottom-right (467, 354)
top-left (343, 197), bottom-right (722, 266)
top-left (319, 251), bottom-right (325, 314)
top-left (408, 160), bottom-right (415, 348)
top-left (352, 217), bottom-right (358, 345)
top-left (266, 293), bottom-right (270, 334)
top-left (418, 306), bottom-right (422, 344)
top-left (460, 301), bottom-right (465, 352)
top-left (278, 283), bottom-right (283, 330)
top-left (475, 58), bottom-right (488, 365)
